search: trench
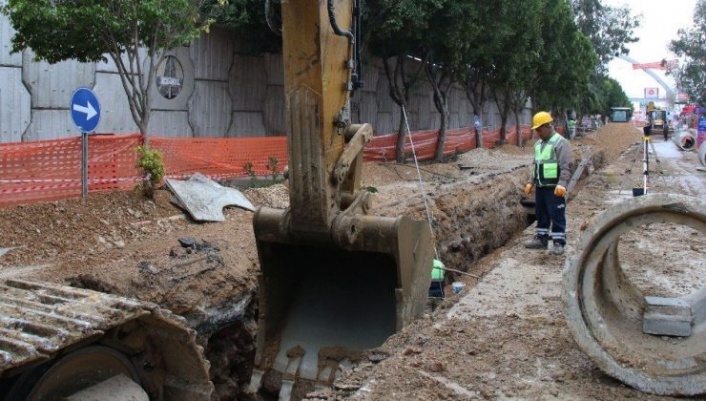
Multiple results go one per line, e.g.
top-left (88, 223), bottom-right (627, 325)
top-left (176, 150), bottom-right (606, 401)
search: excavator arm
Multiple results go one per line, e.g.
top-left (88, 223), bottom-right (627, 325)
top-left (248, 0), bottom-right (434, 399)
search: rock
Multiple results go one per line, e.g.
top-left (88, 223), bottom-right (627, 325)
top-left (178, 236), bottom-right (196, 248)
top-left (425, 361), bottom-right (445, 372)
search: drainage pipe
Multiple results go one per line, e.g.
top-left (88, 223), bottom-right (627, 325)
top-left (563, 194), bottom-right (706, 396)
top-left (673, 129), bottom-right (696, 151)
top-left (699, 142), bottom-right (706, 167)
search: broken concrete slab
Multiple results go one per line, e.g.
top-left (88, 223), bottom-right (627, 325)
top-left (165, 173), bottom-right (255, 222)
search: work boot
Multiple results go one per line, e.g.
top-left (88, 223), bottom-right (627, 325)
top-left (524, 236), bottom-right (548, 250)
top-left (550, 242), bottom-right (565, 255)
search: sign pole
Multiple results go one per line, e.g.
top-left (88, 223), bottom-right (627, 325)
top-left (82, 132), bottom-right (89, 199)
top-left (70, 87), bottom-right (101, 200)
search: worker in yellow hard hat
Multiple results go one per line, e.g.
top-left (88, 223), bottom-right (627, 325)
top-left (523, 111), bottom-right (572, 255)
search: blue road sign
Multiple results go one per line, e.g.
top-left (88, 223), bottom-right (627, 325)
top-left (70, 87), bottom-right (101, 133)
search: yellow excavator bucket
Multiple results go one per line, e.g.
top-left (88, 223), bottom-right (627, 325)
top-left (250, 209), bottom-right (433, 396)
top-left (246, 0), bottom-right (434, 398)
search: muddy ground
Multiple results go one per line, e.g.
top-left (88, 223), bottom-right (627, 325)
top-left (2, 123), bottom-right (702, 400)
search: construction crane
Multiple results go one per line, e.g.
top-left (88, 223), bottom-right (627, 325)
top-left (619, 55), bottom-right (676, 100)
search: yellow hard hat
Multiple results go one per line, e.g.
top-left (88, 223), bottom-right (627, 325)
top-left (532, 111), bottom-right (554, 129)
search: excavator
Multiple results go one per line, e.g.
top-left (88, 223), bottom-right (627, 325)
top-left (0, 0), bottom-right (434, 399)
top-left (247, 0), bottom-right (434, 398)
top-left (646, 102), bottom-right (670, 140)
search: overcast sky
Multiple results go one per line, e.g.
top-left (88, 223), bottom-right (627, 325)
top-left (604, 0), bottom-right (697, 102)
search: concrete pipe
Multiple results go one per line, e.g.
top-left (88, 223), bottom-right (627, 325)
top-left (699, 142), bottom-right (706, 167)
top-left (564, 194), bottom-right (706, 396)
top-left (673, 129), bottom-right (696, 151)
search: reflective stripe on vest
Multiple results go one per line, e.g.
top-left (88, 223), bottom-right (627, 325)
top-left (533, 133), bottom-right (562, 186)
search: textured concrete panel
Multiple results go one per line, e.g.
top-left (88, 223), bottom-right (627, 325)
top-left (449, 113), bottom-right (460, 129)
top-left (190, 27), bottom-right (233, 81)
top-left (0, 7), bottom-right (22, 67)
top-left (189, 81), bottom-right (232, 137)
top-left (448, 88), bottom-right (460, 114)
top-left (375, 112), bottom-right (394, 136)
top-left (376, 74), bottom-right (395, 114)
top-left (264, 53), bottom-right (284, 86)
top-left (355, 92), bottom-right (378, 127)
top-left (0, 66), bottom-right (30, 142)
top-left (24, 110), bottom-right (78, 141)
top-left (150, 110), bottom-right (192, 138)
top-left (360, 63), bottom-right (378, 93)
top-left (229, 111), bottom-right (266, 138)
top-left (230, 55), bottom-right (267, 112)
top-left (151, 47), bottom-right (195, 111)
top-left (263, 85), bottom-right (285, 135)
top-left (93, 72), bottom-right (139, 134)
top-left (23, 50), bottom-right (96, 109)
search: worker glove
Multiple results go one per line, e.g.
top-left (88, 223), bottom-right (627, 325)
top-left (554, 185), bottom-right (567, 198)
top-left (523, 183), bottom-right (533, 195)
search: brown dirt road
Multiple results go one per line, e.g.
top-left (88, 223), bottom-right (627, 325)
top-left (4, 123), bottom-right (702, 400)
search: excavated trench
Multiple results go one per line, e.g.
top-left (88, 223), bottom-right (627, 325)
top-left (196, 148), bottom-right (606, 400)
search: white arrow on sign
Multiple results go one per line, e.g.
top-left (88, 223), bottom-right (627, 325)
top-left (73, 101), bottom-right (98, 120)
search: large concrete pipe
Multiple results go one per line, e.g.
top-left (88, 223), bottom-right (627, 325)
top-left (564, 194), bottom-right (706, 396)
top-left (699, 142), bottom-right (706, 167)
top-left (673, 129), bottom-right (696, 151)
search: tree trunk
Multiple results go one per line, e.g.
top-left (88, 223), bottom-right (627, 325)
top-left (395, 110), bottom-right (406, 163)
top-left (515, 110), bottom-right (522, 147)
top-left (475, 120), bottom-right (483, 149)
top-left (435, 109), bottom-right (448, 161)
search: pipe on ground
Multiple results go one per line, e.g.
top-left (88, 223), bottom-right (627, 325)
top-left (673, 129), bottom-right (696, 151)
top-left (563, 194), bottom-right (706, 396)
top-left (699, 142), bottom-right (706, 167)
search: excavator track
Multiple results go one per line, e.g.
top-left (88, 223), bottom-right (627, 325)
top-left (0, 279), bottom-right (213, 400)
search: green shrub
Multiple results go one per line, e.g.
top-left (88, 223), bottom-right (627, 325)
top-left (134, 145), bottom-right (165, 198)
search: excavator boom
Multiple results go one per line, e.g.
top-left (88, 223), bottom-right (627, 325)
top-left (248, 0), bottom-right (434, 399)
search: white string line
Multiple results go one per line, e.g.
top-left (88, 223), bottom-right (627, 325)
top-left (401, 105), bottom-right (439, 260)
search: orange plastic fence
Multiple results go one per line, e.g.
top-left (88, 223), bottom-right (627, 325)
top-left (150, 136), bottom-right (289, 180)
top-left (1, 125), bottom-right (532, 208)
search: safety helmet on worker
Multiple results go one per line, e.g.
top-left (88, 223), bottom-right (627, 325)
top-left (532, 111), bottom-right (554, 130)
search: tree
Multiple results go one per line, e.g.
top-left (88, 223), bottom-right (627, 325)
top-left (531, 0), bottom-right (596, 136)
top-left (1, 0), bottom-right (211, 137)
top-left (532, 1), bottom-right (595, 108)
top-left (363, 0), bottom-right (443, 163)
top-left (423, 0), bottom-right (482, 161)
top-left (669, 0), bottom-right (706, 105)
top-left (599, 76), bottom-right (631, 113)
top-left (487, 0), bottom-right (543, 144)
top-left (571, 0), bottom-right (640, 71)
top-left (201, 0), bottom-right (282, 54)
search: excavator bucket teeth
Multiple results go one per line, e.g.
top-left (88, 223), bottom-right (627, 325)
top-left (250, 208), bottom-right (434, 397)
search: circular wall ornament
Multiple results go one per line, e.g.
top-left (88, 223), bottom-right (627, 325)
top-left (156, 55), bottom-right (184, 100)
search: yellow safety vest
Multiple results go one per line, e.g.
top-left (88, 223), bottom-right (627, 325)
top-left (533, 133), bottom-right (562, 187)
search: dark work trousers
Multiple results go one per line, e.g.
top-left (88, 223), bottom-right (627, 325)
top-left (534, 186), bottom-right (566, 246)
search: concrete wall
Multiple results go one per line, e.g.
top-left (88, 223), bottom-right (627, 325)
top-left (0, 12), bottom-right (529, 143)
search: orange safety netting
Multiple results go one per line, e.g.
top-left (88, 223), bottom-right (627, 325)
top-left (1, 125), bottom-right (532, 208)
top-left (150, 136), bottom-right (289, 180)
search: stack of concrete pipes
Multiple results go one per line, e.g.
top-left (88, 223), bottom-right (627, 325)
top-left (673, 129), bottom-right (696, 151)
